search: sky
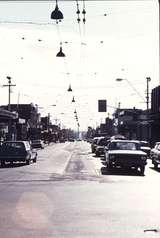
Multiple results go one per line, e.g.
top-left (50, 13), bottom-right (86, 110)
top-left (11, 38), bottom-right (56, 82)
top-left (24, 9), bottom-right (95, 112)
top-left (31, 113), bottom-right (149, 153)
top-left (0, 0), bottom-right (159, 130)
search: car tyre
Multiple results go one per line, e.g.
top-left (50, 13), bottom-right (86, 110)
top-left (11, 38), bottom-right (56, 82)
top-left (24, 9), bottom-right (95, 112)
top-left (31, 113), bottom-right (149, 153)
top-left (107, 162), bottom-right (113, 171)
top-left (1, 160), bottom-right (5, 167)
top-left (33, 156), bottom-right (37, 163)
top-left (26, 159), bottom-right (30, 165)
top-left (153, 162), bottom-right (158, 169)
top-left (140, 166), bottom-right (145, 175)
top-left (95, 152), bottom-right (100, 157)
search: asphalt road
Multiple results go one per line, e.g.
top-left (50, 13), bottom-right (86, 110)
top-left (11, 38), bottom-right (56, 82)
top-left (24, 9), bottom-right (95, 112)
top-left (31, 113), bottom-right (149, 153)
top-left (0, 141), bottom-right (160, 238)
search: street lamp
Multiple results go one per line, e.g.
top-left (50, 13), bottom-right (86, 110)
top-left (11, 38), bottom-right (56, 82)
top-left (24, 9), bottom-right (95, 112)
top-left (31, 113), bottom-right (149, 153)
top-left (50, 0), bottom-right (63, 22)
top-left (56, 45), bottom-right (65, 57)
top-left (116, 77), bottom-right (151, 141)
top-left (67, 84), bottom-right (72, 92)
top-left (72, 96), bottom-right (75, 103)
top-left (116, 78), bottom-right (145, 103)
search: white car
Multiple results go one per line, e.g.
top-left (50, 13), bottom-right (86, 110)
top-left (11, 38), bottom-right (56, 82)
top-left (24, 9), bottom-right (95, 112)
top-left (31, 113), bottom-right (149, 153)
top-left (105, 140), bottom-right (147, 175)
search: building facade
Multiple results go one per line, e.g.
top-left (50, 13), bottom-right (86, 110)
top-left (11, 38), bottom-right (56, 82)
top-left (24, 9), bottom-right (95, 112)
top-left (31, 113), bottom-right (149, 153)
top-left (150, 85), bottom-right (160, 146)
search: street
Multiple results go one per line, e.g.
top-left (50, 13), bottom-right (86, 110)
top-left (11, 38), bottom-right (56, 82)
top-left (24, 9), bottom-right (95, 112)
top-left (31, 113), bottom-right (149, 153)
top-left (0, 141), bottom-right (160, 238)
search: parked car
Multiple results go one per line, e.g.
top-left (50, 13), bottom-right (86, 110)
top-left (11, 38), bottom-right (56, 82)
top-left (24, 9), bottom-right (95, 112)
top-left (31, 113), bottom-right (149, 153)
top-left (95, 137), bottom-right (110, 157)
top-left (104, 140), bottom-right (147, 175)
top-left (68, 138), bottom-right (75, 142)
top-left (59, 137), bottom-right (66, 143)
top-left (0, 141), bottom-right (37, 166)
top-left (132, 140), bottom-right (151, 157)
top-left (91, 137), bottom-right (103, 153)
top-left (31, 139), bottom-right (44, 149)
top-left (150, 142), bottom-right (160, 169)
top-left (139, 141), bottom-right (151, 157)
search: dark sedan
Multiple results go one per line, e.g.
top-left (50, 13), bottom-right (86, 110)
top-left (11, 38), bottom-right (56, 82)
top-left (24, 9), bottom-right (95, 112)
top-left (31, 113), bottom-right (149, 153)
top-left (91, 137), bottom-right (103, 153)
top-left (95, 137), bottom-right (110, 157)
top-left (0, 141), bottom-right (37, 166)
top-left (104, 140), bottom-right (147, 175)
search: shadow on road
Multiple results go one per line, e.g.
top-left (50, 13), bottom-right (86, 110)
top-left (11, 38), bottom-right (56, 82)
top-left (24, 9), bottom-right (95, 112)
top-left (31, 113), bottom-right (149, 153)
top-left (149, 166), bottom-right (160, 173)
top-left (0, 162), bottom-right (28, 169)
top-left (101, 166), bottom-right (145, 177)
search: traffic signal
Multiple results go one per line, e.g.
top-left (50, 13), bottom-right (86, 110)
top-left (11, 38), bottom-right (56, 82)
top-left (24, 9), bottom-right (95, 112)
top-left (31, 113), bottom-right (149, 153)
top-left (98, 100), bottom-right (107, 112)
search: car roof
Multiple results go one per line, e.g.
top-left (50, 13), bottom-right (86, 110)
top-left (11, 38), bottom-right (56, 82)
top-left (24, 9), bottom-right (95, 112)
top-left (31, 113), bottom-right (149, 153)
top-left (3, 140), bottom-right (29, 143)
top-left (110, 140), bottom-right (140, 144)
top-left (97, 137), bottom-right (109, 142)
top-left (130, 140), bottom-right (141, 143)
top-left (93, 137), bottom-right (103, 139)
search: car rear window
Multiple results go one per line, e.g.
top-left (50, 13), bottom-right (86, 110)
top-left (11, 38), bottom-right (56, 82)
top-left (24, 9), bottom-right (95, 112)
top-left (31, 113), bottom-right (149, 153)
top-left (98, 139), bottom-right (109, 146)
top-left (3, 142), bottom-right (25, 149)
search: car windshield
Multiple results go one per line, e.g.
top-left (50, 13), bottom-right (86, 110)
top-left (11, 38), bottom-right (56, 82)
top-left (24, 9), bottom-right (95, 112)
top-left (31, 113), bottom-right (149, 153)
top-left (109, 142), bottom-right (139, 150)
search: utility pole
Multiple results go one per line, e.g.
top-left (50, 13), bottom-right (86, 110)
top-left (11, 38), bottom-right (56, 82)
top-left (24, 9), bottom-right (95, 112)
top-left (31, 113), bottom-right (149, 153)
top-left (3, 76), bottom-right (16, 140)
top-left (146, 77), bottom-right (151, 112)
top-left (3, 76), bottom-right (16, 111)
top-left (146, 77), bottom-right (151, 142)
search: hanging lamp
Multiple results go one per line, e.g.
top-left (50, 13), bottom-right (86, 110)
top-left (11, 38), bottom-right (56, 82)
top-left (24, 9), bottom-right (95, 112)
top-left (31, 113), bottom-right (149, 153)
top-left (56, 46), bottom-right (65, 57)
top-left (51, 0), bottom-right (63, 21)
top-left (72, 96), bottom-right (75, 103)
top-left (67, 84), bottom-right (72, 92)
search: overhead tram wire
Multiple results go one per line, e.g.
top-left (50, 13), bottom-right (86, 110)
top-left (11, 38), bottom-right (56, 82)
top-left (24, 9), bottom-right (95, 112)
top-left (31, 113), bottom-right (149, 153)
top-left (75, 0), bottom-right (87, 89)
top-left (51, 0), bottom-right (75, 126)
top-left (50, 0), bottom-right (73, 93)
top-left (74, 0), bottom-right (88, 130)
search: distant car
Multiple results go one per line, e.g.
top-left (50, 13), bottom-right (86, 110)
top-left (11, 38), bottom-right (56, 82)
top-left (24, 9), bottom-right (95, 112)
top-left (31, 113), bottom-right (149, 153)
top-left (150, 142), bottom-right (160, 169)
top-left (91, 137), bottom-right (103, 153)
top-left (104, 140), bottom-right (147, 175)
top-left (68, 138), bottom-right (75, 142)
top-left (0, 141), bottom-right (37, 166)
top-left (31, 139), bottom-right (44, 149)
top-left (95, 137), bottom-right (110, 157)
top-left (59, 138), bottom-right (65, 143)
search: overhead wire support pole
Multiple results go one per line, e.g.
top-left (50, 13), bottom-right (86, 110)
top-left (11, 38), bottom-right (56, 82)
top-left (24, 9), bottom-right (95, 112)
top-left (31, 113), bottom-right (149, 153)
top-left (3, 76), bottom-right (16, 111)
